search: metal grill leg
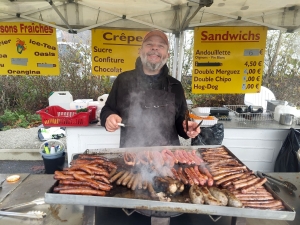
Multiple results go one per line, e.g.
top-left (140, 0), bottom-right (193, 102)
top-left (151, 217), bottom-right (170, 225)
top-left (231, 217), bottom-right (246, 225)
top-left (82, 206), bottom-right (96, 225)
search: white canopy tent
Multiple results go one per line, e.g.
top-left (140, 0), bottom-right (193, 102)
top-left (1, 0), bottom-right (300, 79)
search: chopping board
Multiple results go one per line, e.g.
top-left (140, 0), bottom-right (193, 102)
top-left (0, 173), bottom-right (30, 203)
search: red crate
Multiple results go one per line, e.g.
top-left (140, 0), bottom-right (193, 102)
top-left (36, 106), bottom-right (96, 127)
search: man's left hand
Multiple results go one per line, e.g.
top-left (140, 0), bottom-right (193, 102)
top-left (182, 120), bottom-right (201, 139)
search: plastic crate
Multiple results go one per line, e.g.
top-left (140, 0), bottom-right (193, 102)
top-left (36, 106), bottom-right (96, 127)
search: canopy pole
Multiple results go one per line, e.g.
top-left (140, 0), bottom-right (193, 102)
top-left (171, 35), bottom-right (179, 79)
top-left (47, 0), bottom-right (77, 33)
top-left (176, 31), bottom-right (185, 82)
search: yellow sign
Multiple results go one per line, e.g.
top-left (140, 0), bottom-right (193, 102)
top-left (192, 26), bottom-right (267, 94)
top-left (0, 22), bottom-right (59, 76)
top-left (92, 29), bottom-right (148, 76)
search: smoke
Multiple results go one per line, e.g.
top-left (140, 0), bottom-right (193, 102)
top-left (124, 89), bottom-right (169, 147)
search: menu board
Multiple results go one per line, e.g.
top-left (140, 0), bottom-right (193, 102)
top-left (92, 29), bottom-right (148, 76)
top-left (0, 22), bottom-right (59, 76)
top-left (192, 26), bottom-right (267, 94)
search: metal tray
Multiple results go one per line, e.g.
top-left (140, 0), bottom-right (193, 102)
top-left (224, 105), bottom-right (273, 122)
top-left (45, 145), bottom-right (295, 221)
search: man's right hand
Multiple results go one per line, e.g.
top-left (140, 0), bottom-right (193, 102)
top-left (105, 114), bottom-right (122, 132)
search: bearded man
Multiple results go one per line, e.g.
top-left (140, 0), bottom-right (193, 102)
top-left (100, 30), bottom-right (200, 147)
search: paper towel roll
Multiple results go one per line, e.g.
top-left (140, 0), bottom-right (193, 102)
top-left (98, 94), bottom-right (109, 108)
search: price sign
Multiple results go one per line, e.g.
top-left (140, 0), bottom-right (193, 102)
top-left (192, 26), bottom-right (267, 94)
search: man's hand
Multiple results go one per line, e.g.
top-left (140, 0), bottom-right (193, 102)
top-left (105, 114), bottom-right (122, 132)
top-left (182, 120), bottom-right (201, 139)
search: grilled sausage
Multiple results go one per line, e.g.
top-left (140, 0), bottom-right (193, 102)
top-left (213, 170), bottom-right (244, 181)
top-left (165, 149), bottom-right (178, 163)
top-left (116, 171), bottom-right (130, 185)
top-left (184, 167), bottom-right (195, 185)
top-left (131, 173), bottom-right (140, 190)
top-left (78, 154), bottom-right (109, 161)
top-left (142, 181), bottom-right (148, 190)
top-left (241, 178), bottom-right (267, 193)
top-left (69, 165), bottom-right (93, 174)
top-left (177, 167), bottom-right (189, 185)
top-left (59, 189), bottom-right (106, 196)
top-left (108, 168), bottom-right (117, 178)
top-left (199, 166), bottom-right (214, 186)
top-left (59, 180), bottom-right (90, 186)
top-left (54, 185), bottom-right (92, 192)
top-left (232, 175), bottom-right (256, 185)
top-left (178, 150), bottom-right (189, 164)
top-left (182, 150), bottom-right (193, 164)
top-left (84, 165), bottom-right (107, 172)
top-left (190, 167), bottom-right (205, 185)
top-left (175, 150), bottom-right (185, 164)
top-left (215, 173), bottom-right (245, 186)
top-left (61, 171), bottom-right (86, 175)
top-left (171, 168), bottom-right (181, 181)
top-left (147, 182), bottom-right (158, 199)
top-left (73, 173), bottom-right (112, 191)
top-left (242, 200), bottom-right (283, 209)
top-left (109, 171), bottom-right (125, 183)
top-left (121, 172), bottom-right (133, 186)
top-left (127, 173), bottom-right (137, 189)
top-left (234, 177), bottom-right (260, 190)
top-left (54, 174), bottom-right (74, 180)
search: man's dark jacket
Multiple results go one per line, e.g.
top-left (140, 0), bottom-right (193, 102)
top-left (100, 58), bottom-right (189, 147)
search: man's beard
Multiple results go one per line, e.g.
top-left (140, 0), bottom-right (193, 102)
top-left (140, 51), bottom-right (168, 72)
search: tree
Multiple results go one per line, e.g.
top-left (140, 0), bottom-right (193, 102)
top-left (263, 31), bottom-right (300, 107)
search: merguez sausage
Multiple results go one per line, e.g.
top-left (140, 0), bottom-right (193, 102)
top-left (177, 167), bottom-right (189, 185)
top-left (54, 185), bottom-right (92, 192)
top-left (60, 189), bottom-right (106, 196)
top-left (73, 173), bottom-right (111, 191)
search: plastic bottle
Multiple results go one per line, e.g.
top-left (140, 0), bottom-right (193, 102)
top-left (50, 146), bottom-right (56, 154)
top-left (44, 143), bottom-right (50, 154)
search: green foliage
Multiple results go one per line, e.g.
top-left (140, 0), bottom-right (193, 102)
top-left (1, 30), bottom-right (300, 131)
top-left (0, 110), bottom-right (41, 130)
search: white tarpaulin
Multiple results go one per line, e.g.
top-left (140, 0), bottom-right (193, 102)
top-left (0, 0), bottom-right (300, 33)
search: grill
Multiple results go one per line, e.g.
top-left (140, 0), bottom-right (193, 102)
top-left (45, 145), bottom-right (295, 224)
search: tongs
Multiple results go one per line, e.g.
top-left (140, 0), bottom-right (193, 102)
top-left (261, 172), bottom-right (297, 192)
top-left (185, 110), bottom-right (190, 131)
top-left (257, 171), bottom-right (280, 193)
top-left (0, 179), bottom-right (5, 188)
top-left (185, 110), bottom-right (203, 131)
top-left (0, 198), bottom-right (45, 211)
top-left (0, 210), bottom-right (46, 219)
